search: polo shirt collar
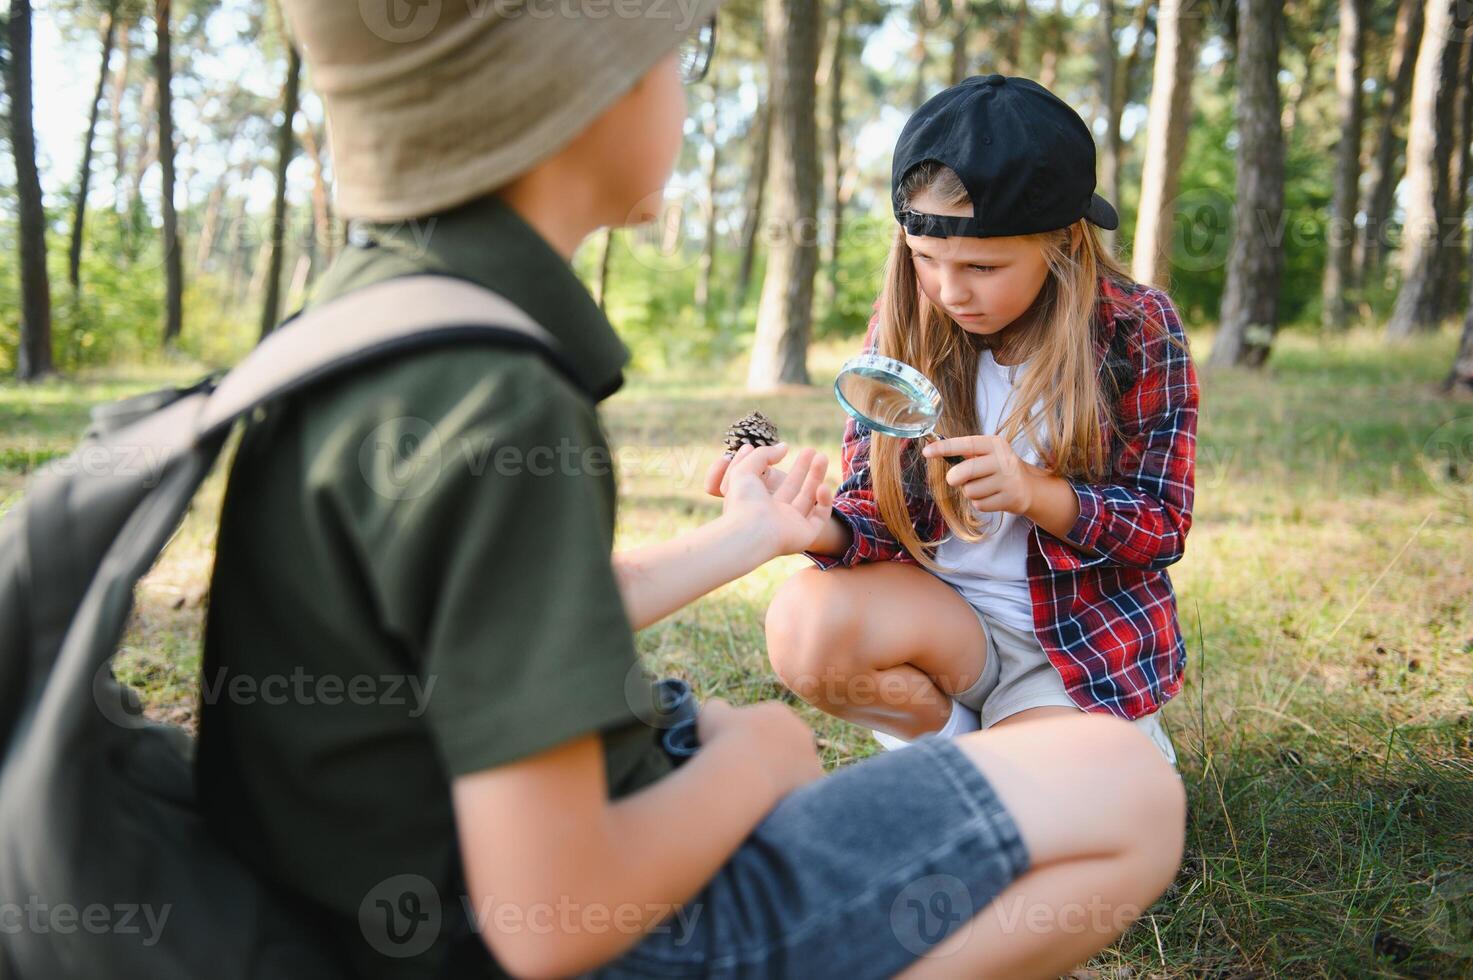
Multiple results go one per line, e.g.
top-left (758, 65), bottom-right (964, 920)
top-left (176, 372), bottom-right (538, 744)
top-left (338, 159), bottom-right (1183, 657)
top-left (356, 194), bottom-right (630, 402)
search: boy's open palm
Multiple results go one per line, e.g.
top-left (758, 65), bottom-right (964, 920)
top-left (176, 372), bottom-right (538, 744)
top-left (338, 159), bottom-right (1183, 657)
top-left (709, 443), bottom-right (834, 557)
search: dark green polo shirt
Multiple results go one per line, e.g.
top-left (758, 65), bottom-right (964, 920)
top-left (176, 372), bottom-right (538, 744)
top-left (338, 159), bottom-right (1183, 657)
top-left (197, 194), bottom-right (674, 977)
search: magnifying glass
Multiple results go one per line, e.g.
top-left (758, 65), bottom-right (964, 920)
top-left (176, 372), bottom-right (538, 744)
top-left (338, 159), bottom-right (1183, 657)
top-left (833, 354), bottom-right (963, 465)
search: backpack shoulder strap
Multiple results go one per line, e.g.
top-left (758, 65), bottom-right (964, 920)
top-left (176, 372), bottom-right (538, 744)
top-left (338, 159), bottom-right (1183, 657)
top-left (199, 274), bottom-right (574, 439)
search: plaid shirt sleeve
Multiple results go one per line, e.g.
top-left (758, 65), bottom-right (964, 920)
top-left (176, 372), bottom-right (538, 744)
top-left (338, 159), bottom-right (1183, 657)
top-left (1035, 288), bottom-right (1198, 572)
top-left (803, 302), bottom-right (943, 570)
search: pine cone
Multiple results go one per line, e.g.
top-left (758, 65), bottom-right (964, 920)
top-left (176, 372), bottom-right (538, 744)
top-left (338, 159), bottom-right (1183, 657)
top-left (722, 410), bottom-right (780, 456)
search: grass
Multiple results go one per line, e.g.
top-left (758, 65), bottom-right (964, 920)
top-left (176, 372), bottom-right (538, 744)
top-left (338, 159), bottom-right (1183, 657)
top-left (3, 324), bottom-right (1471, 977)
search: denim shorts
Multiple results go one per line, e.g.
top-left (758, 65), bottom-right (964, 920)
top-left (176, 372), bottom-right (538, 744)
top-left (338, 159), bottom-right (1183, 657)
top-left (580, 734), bottom-right (1031, 979)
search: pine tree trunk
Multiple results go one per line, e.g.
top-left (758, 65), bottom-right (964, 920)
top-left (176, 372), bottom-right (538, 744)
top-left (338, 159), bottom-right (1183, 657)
top-left (824, 0), bottom-right (849, 315)
top-left (1386, 0), bottom-right (1458, 340)
top-left (1357, 0), bottom-right (1423, 285)
top-left (1434, 34), bottom-right (1472, 321)
top-left (1038, 0), bottom-right (1064, 90)
top-left (1321, 0), bottom-right (1365, 330)
top-left (1097, 0), bottom-right (1152, 255)
top-left (1132, 0), bottom-right (1203, 288)
top-left (299, 120), bottom-right (335, 266)
top-left (735, 100), bottom-right (771, 309)
top-left (110, 28), bottom-right (132, 209)
top-left (132, 75), bottom-right (159, 205)
top-left (910, 0), bottom-right (938, 110)
top-left (69, 2), bottom-right (119, 292)
top-left (1449, 241), bottom-right (1473, 392)
top-left (261, 43), bottom-right (302, 340)
top-left (1210, 0), bottom-right (1285, 369)
top-left (193, 174), bottom-right (227, 270)
top-left (156, 0), bottom-right (183, 345)
top-left (948, 0), bottom-right (969, 84)
top-left (6, 0), bottom-right (53, 380)
top-left (747, 0), bottom-right (821, 391)
top-left (695, 76), bottom-right (721, 321)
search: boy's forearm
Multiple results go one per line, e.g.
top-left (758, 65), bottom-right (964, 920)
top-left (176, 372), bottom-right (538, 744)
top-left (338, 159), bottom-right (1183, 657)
top-left (540, 734), bottom-right (788, 974)
top-left (613, 515), bottom-right (774, 631)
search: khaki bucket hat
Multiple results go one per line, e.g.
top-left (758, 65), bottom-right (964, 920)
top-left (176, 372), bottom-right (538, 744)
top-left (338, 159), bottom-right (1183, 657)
top-left (281, 0), bottom-right (721, 222)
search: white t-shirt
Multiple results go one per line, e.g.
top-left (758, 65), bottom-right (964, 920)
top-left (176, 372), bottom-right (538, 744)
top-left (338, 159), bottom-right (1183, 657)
top-left (929, 348), bottom-right (1047, 633)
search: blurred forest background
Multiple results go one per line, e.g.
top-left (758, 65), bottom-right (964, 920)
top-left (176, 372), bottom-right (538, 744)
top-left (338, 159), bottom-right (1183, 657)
top-left (2, 0), bottom-right (1473, 386)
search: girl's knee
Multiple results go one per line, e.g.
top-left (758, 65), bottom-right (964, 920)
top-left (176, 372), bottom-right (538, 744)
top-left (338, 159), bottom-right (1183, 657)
top-left (765, 569), bottom-right (859, 695)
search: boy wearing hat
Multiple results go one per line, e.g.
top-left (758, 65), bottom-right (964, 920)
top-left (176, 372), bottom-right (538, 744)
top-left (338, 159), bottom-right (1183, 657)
top-left (198, 5), bottom-right (1184, 977)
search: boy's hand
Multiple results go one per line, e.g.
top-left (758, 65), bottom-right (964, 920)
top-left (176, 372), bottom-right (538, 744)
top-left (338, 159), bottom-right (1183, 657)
top-left (697, 697), bottom-right (823, 796)
top-left (714, 443), bottom-right (834, 559)
top-left (924, 435), bottom-right (1041, 516)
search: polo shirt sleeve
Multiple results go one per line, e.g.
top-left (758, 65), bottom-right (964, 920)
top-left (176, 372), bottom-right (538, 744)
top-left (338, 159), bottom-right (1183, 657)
top-left (318, 349), bottom-right (647, 778)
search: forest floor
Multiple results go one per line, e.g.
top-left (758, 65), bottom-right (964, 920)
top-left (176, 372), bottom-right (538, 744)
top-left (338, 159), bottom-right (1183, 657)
top-left (2, 326), bottom-right (1471, 977)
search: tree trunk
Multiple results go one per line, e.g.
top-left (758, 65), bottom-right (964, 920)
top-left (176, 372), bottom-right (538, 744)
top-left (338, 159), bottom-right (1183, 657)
top-left (1434, 30), bottom-right (1472, 321)
top-left (948, 0), bottom-right (969, 84)
top-left (735, 99), bottom-right (771, 309)
top-left (1096, 0), bottom-right (1152, 254)
top-left (111, 27), bottom-right (132, 209)
top-left (1357, 0), bottom-right (1424, 286)
top-left (1000, 0), bottom-right (1028, 75)
top-left (747, 0), bottom-right (821, 391)
top-left (695, 77), bottom-right (721, 321)
top-left (261, 43), bottom-right (302, 340)
top-left (1132, 0), bottom-right (1203, 288)
top-left (131, 75), bottom-right (159, 203)
top-left (69, 2), bottom-right (119, 291)
top-left (1386, 0), bottom-right (1458, 340)
top-left (6, 0), bottom-right (53, 380)
top-left (1448, 241), bottom-right (1473, 392)
top-left (1038, 0), bottom-right (1065, 91)
top-left (1321, 0), bottom-right (1365, 330)
top-left (910, 0), bottom-right (938, 110)
top-left (825, 0), bottom-right (849, 315)
top-left (155, 0), bottom-right (183, 345)
top-left (1210, 0), bottom-right (1285, 369)
top-left (298, 118), bottom-right (336, 265)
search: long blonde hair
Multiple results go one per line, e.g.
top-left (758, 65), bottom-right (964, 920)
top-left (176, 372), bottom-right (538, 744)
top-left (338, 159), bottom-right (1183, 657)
top-left (872, 161), bottom-right (1170, 571)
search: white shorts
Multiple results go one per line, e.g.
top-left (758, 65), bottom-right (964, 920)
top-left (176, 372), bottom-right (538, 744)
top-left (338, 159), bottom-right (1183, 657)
top-left (952, 604), bottom-right (1178, 768)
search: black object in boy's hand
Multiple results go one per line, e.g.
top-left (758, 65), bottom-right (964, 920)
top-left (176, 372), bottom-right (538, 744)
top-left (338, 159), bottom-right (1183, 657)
top-left (652, 677), bottom-right (701, 764)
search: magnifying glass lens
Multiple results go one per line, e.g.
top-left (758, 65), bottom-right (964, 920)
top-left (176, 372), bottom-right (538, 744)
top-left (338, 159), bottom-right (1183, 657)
top-left (835, 374), bottom-right (938, 433)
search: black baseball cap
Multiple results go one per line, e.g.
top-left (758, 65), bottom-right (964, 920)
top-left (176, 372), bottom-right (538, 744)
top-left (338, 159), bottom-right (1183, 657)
top-left (892, 74), bottom-right (1119, 238)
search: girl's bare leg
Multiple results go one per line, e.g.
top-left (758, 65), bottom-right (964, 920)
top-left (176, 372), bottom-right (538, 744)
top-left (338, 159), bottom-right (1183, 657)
top-left (765, 562), bottom-right (990, 739)
top-left (898, 713), bottom-right (1187, 979)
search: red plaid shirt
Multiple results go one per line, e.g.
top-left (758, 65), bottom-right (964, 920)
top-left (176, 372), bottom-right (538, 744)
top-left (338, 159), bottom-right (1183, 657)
top-left (804, 276), bottom-right (1199, 720)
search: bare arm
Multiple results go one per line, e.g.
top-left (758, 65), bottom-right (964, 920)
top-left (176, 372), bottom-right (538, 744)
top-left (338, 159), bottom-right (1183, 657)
top-left (613, 444), bottom-right (833, 631)
top-left (612, 515), bottom-right (774, 631)
top-left (452, 699), bottom-right (822, 978)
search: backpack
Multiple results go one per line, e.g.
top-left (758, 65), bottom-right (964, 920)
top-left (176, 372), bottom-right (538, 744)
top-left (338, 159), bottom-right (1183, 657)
top-left (0, 274), bottom-right (582, 979)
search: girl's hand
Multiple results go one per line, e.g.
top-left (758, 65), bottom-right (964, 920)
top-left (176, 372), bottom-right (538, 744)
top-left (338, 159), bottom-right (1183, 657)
top-left (923, 435), bottom-right (1041, 515)
top-left (717, 443), bottom-right (834, 558)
